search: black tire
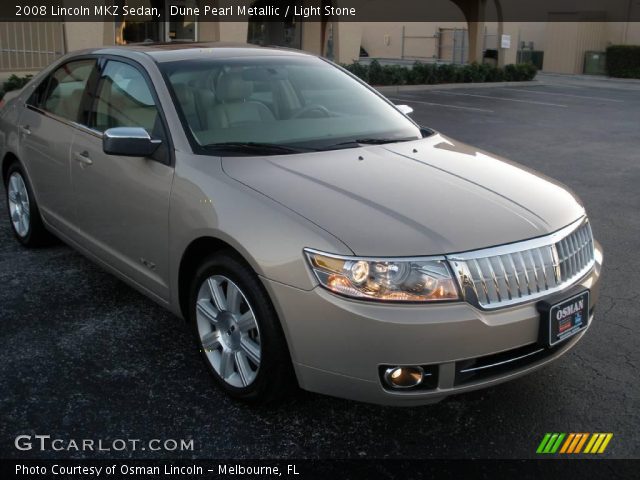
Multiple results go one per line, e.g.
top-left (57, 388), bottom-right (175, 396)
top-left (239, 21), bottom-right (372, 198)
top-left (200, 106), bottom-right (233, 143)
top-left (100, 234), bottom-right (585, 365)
top-left (4, 161), bottom-right (54, 247)
top-left (188, 250), bottom-right (295, 404)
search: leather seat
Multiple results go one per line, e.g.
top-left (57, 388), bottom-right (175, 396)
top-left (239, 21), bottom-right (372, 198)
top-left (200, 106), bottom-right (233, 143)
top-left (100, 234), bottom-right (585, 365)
top-left (207, 72), bottom-right (275, 129)
top-left (174, 83), bottom-right (202, 131)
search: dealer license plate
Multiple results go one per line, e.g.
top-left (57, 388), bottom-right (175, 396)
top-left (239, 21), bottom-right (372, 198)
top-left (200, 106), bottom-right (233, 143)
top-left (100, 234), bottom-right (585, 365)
top-left (546, 290), bottom-right (590, 346)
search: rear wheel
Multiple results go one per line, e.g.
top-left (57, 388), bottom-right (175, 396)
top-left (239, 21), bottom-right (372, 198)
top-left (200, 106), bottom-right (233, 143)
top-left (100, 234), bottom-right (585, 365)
top-left (189, 252), bottom-right (294, 403)
top-left (4, 162), bottom-right (53, 247)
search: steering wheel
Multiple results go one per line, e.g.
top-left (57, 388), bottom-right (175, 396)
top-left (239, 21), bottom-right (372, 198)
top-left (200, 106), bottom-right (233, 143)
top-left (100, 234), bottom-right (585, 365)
top-left (292, 104), bottom-right (331, 119)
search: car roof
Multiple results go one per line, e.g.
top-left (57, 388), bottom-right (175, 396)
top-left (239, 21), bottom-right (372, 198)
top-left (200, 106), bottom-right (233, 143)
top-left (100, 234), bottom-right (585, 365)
top-left (85, 42), bottom-right (313, 63)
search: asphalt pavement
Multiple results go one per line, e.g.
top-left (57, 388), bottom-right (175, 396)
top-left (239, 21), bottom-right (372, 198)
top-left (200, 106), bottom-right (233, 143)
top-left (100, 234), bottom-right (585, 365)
top-left (1, 76), bottom-right (638, 459)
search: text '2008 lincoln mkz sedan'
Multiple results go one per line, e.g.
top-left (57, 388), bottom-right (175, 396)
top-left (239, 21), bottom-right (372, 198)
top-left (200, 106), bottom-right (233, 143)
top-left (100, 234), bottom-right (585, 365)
top-left (0, 43), bottom-right (602, 405)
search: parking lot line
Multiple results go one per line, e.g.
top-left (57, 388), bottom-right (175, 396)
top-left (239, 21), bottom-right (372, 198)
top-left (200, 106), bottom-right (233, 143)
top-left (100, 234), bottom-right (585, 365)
top-left (431, 90), bottom-right (568, 107)
top-left (388, 97), bottom-right (495, 113)
top-left (504, 88), bottom-right (624, 103)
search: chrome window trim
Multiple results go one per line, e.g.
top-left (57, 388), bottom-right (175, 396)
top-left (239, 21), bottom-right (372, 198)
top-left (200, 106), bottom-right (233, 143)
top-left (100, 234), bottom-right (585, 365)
top-left (447, 216), bottom-right (596, 310)
top-left (26, 104), bottom-right (103, 139)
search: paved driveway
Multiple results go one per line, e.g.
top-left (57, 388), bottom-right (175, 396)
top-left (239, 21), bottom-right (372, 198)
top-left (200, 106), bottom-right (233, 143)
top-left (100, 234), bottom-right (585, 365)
top-left (1, 77), bottom-right (638, 459)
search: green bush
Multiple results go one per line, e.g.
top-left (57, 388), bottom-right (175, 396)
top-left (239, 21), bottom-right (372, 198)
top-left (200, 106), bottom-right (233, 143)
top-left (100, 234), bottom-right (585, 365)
top-left (0, 74), bottom-right (33, 101)
top-left (606, 45), bottom-right (640, 79)
top-left (3, 74), bottom-right (32, 91)
top-left (342, 61), bottom-right (536, 86)
top-left (343, 61), bottom-right (369, 83)
top-left (367, 59), bottom-right (384, 85)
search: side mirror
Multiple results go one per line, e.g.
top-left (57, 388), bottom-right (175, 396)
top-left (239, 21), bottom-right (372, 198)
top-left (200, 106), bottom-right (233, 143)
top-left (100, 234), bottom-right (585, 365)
top-left (395, 104), bottom-right (414, 115)
top-left (103, 127), bottom-right (161, 157)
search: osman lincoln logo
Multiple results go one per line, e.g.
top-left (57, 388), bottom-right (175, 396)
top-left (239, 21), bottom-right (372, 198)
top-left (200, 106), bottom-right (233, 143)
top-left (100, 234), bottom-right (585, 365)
top-left (536, 433), bottom-right (613, 454)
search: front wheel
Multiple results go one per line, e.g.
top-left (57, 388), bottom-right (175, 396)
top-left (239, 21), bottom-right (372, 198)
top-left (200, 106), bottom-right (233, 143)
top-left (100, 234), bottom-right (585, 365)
top-left (189, 252), bottom-right (294, 403)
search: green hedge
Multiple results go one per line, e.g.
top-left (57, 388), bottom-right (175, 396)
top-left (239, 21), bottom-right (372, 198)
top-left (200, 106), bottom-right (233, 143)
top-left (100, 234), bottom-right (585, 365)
top-left (342, 60), bottom-right (537, 86)
top-left (606, 45), bottom-right (640, 79)
top-left (0, 74), bottom-right (33, 102)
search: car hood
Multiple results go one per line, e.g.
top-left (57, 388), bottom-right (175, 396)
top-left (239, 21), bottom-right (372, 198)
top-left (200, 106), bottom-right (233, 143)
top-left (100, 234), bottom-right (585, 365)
top-left (221, 134), bottom-right (585, 256)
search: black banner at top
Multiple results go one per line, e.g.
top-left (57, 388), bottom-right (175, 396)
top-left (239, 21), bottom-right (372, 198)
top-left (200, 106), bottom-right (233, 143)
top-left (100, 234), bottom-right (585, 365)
top-left (2, 0), bottom-right (640, 22)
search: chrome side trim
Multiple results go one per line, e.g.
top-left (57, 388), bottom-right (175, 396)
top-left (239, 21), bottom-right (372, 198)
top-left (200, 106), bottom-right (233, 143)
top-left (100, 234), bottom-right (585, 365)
top-left (459, 348), bottom-right (545, 373)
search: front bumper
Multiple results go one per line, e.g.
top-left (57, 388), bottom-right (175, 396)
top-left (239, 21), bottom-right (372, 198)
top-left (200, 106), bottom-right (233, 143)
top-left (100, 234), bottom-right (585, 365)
top-left (263, 242), bottom-right (602, 406)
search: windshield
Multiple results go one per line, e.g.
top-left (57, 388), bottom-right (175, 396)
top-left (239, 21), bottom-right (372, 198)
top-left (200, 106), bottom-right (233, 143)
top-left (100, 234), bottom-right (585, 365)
top-left (160, 55), bottom-right (423, 154)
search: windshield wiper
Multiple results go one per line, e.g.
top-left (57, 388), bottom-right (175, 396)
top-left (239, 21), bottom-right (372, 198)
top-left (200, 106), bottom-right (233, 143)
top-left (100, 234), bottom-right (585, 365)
top-left (322, 137), bottom-right (418, 150)
top-left (202, 142), bottom-right (316, 155)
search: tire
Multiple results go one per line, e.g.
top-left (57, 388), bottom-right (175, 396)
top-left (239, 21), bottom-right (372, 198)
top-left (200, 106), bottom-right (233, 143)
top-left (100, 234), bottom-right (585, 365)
top-left (188, 251), bottom-right (295, 404)
top-left (4, 161), bottom-right (53, 247)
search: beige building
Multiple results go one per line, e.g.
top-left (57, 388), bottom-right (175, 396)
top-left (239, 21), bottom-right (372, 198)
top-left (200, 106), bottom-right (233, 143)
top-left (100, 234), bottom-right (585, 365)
top-left (1, 0), bottom-right (640, 76)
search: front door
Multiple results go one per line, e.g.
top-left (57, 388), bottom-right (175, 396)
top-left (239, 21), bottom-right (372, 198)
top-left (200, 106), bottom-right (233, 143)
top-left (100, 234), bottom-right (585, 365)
top-left (70, 59), bottom-right (174, 301)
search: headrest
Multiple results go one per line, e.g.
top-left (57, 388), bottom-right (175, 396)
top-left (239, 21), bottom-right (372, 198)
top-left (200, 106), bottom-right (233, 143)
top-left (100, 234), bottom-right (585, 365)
top-left (173, 83), bottom-right (195, 108)
top-left (124, 76), bottom-right (155, 106)
top-left (216, 72), bottom-right (253, 103)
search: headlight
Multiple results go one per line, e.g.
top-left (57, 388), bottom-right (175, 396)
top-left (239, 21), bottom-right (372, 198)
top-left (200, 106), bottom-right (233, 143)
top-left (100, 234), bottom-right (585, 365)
top-left (304, 249), bottom-right (460, 302)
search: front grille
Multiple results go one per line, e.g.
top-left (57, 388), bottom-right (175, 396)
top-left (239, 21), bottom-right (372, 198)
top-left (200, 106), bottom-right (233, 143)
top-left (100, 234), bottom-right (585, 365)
top-left (448, 218), bottom-right (595, 309)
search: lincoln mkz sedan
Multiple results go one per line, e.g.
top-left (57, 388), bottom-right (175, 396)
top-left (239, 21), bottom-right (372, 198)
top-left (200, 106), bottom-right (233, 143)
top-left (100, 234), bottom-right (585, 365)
top-left (0, 43), bottom-right (602, 405)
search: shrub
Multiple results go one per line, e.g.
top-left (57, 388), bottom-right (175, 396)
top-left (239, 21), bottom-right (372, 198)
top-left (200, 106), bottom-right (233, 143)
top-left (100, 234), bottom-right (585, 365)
top-left (436, 63), bottom-right (458, 83)
top-left (0, 74), bottom-right (33, 101)
top-left (341, 61), bottom-right (537, 86)
top-left (383, 65), bottom-right (408, 85)
top-left (606, 45), bottom-right (640, 79)
top-left (343, 61), bottom-right (369, 83)
top-left (3, 74), bottom-right (32, 92)
top-left (367, 59), bottom-right (384, 85)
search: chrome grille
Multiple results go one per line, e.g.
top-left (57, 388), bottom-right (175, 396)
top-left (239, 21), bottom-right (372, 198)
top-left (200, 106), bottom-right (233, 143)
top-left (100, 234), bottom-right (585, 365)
top-left (448, 218), bottom-right (595, 309)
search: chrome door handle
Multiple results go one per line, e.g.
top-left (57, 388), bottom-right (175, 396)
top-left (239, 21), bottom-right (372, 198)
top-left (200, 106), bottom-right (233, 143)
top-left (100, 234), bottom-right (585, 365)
top-left (20, 125), bottom-right (31, 135)
top-left (73, 151), bottom-right (93, 166)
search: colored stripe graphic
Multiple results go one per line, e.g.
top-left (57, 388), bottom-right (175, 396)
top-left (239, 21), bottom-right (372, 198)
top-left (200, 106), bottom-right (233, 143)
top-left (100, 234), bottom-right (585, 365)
top-left (597, 434), bottom-right (613, 453)
top-left (536, 433), bottom-right (552, 454)
top-left (543, 434), bottom-right (559, 453)
top-left (536, 433), bottom-right (566, 454)
top-left (559, 433), bottom-right (575, 453)
top-left (583, 433), bottom-right (599, 453)
top-left (537, 433), bottom-right (613, 454)
top-left (550, 433), bottom-right (565, 453)
top-left (573, 433), bottom-right (589, 453)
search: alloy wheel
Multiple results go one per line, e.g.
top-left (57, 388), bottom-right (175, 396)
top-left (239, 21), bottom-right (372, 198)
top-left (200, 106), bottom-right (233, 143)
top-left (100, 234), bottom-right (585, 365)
top-left (196, 275), bottom-right (262, 388)
top-left (7, 172), bottom-right (30, 238)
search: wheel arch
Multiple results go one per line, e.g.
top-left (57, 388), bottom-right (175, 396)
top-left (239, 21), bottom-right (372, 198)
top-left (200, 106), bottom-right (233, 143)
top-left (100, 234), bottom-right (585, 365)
top-left (1, 151), bottom-right (20, 184)
top-left (177, 236), bottom-right (258, 321)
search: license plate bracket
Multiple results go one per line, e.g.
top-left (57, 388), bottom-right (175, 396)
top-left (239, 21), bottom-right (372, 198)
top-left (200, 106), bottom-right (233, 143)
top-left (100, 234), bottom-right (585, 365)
top-left (537, 290), bottom-right (590, 347)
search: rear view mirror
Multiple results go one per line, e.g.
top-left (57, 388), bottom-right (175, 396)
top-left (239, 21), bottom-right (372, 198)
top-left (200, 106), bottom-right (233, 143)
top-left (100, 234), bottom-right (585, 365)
top-left (103, 127), bottom-right (161, 157)
top-left (395, 104), bottom-right (414, 115)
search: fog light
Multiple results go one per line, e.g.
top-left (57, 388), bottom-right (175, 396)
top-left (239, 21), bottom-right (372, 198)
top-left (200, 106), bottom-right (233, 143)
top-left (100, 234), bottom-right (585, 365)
top-left (383, 366), bottom-right (424, 389)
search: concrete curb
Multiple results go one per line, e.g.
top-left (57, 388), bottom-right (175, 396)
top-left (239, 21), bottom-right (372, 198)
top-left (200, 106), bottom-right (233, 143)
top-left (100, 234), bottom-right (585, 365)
top-left (538, 72), bottom-right (640, 85)
top-left (375, 80), bottom-right (541, 94)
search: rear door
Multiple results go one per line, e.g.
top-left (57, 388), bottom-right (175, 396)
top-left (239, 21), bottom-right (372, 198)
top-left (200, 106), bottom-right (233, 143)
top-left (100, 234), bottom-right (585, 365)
top-left (69, 57), bottom-right (174, 301)
top-left (18, 59), bottom-right (97, 232)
